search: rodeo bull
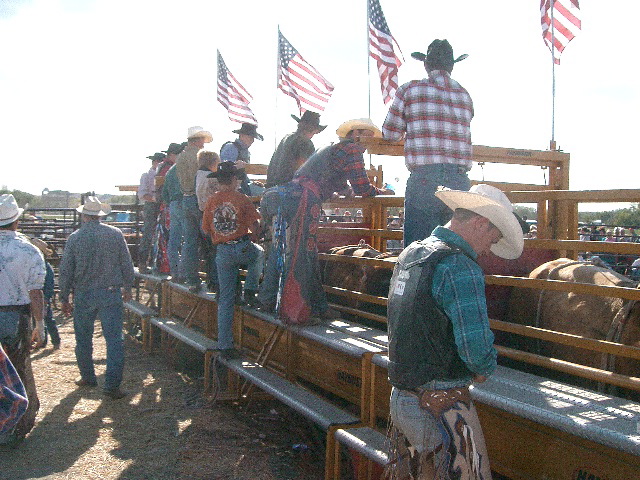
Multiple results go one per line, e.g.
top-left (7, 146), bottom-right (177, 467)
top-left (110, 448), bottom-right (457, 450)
top-left (508, 258), bottom-right (640, 397)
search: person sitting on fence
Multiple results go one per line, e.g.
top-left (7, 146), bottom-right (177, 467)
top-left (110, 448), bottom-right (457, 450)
top-left (201, 162), bottom-right (264, 360)
top-left (257, 118), bottom-right (393, 325)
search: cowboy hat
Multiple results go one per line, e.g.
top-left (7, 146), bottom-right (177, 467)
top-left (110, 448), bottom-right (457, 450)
top-left (435, 184), bottom-right (524, 259)
top-left (207, 161), bottom-right (245, 179)
top-left (336, 118), bottom-right (382, 139)
top-left (291, 111), bottom-right (326, 132)
top-left (30, 237), bottom-right (53, 257)
top-left (187, 126), bottom-right (213, 143)
top-left (0, 194), bottom-right (23, 226)
top-left (162, 142), bottom-right (185, 155)
top-left (411, 39), bottom-right (468, 66)
top-left (232, 123), bottom-right (264, 141)
top-left (146, 152), bottom-right (166, 162)
top-left (76, 196), bottom-right (112, 216)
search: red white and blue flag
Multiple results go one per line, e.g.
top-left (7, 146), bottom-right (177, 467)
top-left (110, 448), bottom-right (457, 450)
top-left (217, 50), bottom-right (258, 125)
top-left (277, 29), bottom-right (334, 114)
top-left (368, 0), bottom-right (403, 105)
top-left (540, 0), bottom-right (581, 64)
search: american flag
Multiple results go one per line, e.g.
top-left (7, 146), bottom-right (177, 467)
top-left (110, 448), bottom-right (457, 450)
top-left (540, 0), bottom-right (581, 64)
top-left (368, 0), bottom-right (403, 105)
top-left (277, 30), bottom-right (334, 114)
top-left (217, 50), bottom-right (258, 125)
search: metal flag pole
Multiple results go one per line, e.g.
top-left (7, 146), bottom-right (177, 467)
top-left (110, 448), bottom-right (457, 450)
top-left (550, 0), bottom-right (557, 151)
top-left (275, 26), bottom-right (281, 153)
top-left (366, 0), bottom-right (373, 167)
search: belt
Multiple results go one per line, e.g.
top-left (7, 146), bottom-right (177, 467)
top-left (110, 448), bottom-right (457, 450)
top-left (0, 304), bottom-right (30, 313)
top-left (221, 234), bottom-right (250, 245)
top-left (408, 163), bottom-right (470, 174)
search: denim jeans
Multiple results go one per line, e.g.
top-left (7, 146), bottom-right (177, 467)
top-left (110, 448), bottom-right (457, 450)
top-left (215, 240), bottom-right (264, 349)
top-left (404, 164), bottom-right (470, 247)
top-left (140, 201), bottom-right (159, 263)
top-left (43, 301), bottom-right (60, 346)
top-left (257, 242), bottom-right (280, 307)
top-left (168, 199), bottom-right (184, 278)
top-left (73, 288), bottom-right (124, 391)
top-left (180, 195), bottom-right (201, 284)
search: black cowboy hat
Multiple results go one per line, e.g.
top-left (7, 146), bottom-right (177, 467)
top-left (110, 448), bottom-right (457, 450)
top-left (146, 152), bottom-right (166, 162)
top-left (232, 123), bottom-right (264, 141)
top-left (207, 161), bottom-right (246, 179)
top-left (291, 111), bottom-right (327, 132)
top-left (162, 143), bottom-right (185, 155)
top-left (411, 39), bottom-right (468, 66)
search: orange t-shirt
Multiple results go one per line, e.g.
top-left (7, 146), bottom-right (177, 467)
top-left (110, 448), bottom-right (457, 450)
top-left (201, 190), bottom-right (260, 245)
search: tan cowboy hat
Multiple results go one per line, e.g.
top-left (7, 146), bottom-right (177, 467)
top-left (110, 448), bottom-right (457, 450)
top-left (0, 194), bottom-right (23, 226)
top-left (435, 184), bottom-right (524, 259)
top-left (30, 237), bottom-right (53, 257)
top-left (336, 118), bottom-right (382, 139)
top-left (187, 126), bottom-right (213, 143)
top-left (76, 196), bottom-right (112, 216)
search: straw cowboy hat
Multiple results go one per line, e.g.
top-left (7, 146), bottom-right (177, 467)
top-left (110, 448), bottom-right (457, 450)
top-left (30, 237), bottom-right (53, 257)
top-left (0, 194), bottom-right (23, 226)
top-left (291, 111), bottom-right (326, 132)
top-left (76, 196), bottom-right (112, 216)
top-left (435, 184), bottom-right (524, 259)
top-left (336, 118), bottom-right (382, 139)
top-left (187, 126), bottom-right (213, 143)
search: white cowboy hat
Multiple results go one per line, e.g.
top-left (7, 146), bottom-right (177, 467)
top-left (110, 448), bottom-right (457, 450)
top-left (336, 118), bottom-right (383, 139)
top-left (0, 194), bottom-right (23, 226)
top-left (187, 126), bottom-right (213, 143)
top-left (76, 196), bottom-right (112, 216)
top-left (435, 184), bottom-right (524, 259)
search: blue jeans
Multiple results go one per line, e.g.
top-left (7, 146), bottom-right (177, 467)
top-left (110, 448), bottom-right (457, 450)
top-left (257, 242), bottom-right (280, 307)
top-left (168, 199), bottom-right (184, 278)
top-left (43, 302), bottom-right (60, 346)
top-left (140, 202), bottom-right (159, 263)
top-left (180, 195), bottom-right (201, 284)
top-left (216, 240), bottom-right (264, 349)
top-left (404, 164), bottom-right (471, 247)
top-left (73, 288), bottom-right (124, 391)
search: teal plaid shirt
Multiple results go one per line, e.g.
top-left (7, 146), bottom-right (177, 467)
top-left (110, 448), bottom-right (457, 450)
top-left (430, 226), bottom-right (497, 381)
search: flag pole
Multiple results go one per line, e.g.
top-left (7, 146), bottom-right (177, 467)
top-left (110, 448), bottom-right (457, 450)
top-left (275, 26), bottom-right (280, 153)
top-left (366, 0), bottom-right (373, 168)
top-left (550, 0), bottom-right (557, 151)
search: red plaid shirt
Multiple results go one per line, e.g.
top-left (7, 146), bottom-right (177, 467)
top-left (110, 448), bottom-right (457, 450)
top-left (331, 141), bottom-right (384, 198)
top-left (382, 70), bottom-right (474, 170)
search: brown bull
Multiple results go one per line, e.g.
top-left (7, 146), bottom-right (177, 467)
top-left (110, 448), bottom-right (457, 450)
top-left (508, 258), bottom-right (640, 393)
top-left (321, 240), bottom-right (396, 321)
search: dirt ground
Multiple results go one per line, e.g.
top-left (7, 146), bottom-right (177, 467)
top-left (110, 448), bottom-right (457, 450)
top-left (0, 309), bottom-right (330, 480)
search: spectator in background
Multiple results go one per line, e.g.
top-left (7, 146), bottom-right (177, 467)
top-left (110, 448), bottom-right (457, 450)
top-left (58, 196), bottom-right (135, 400)
top-left (162, 163), bottom-right (184, 281)
top-left (153, 143), bottom-right (185, 275)
top-left (0, 194), bottom-right (45, 447)
top-left (137, 152), bottom-right (164, 273)
top-left (220, 123), bottom-right (263, 196)
top-left (195, 150), bottom-right (221, 293)
top-left (176, 126), bottom-right (213, 291)
top-left (29, 238), bottom-right (60, 350)
top-left (265, 111), bottom-right (325, 189)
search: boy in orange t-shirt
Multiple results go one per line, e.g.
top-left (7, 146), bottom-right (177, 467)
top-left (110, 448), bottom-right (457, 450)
top-left (201, 162), bottom-right (264, 359)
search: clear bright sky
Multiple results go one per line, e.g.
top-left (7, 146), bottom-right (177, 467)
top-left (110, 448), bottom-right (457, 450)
top-left (1, 0), bottom-right (638, 202)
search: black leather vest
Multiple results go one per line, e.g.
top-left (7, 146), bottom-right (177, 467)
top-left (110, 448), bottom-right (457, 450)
top-left (387, 239), bottom-right (473, 390)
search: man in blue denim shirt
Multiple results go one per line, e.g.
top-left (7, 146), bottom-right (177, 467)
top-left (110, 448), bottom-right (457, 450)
top-left (59, 196), bottom-right (135, 400)
top-left (387, 184), bottom-right (523, 479)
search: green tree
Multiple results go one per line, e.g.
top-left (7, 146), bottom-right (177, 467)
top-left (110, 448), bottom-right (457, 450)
top-left (0, 188), bottom-right (36, 208)
top-left (612, 204), bottom-right (640, 227)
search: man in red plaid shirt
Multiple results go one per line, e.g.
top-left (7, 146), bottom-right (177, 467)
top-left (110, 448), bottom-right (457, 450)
top-left (382, 39), bottom-right (474, 247)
